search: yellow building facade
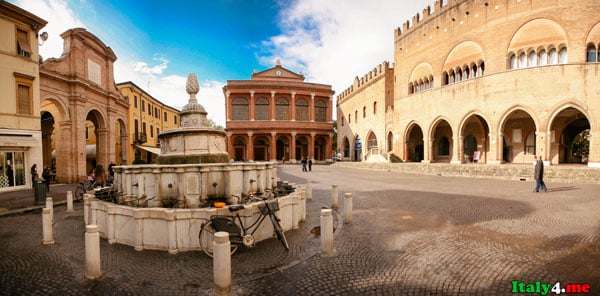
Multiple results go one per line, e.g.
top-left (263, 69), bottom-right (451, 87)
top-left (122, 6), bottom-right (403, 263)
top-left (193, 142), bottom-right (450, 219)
top-left (0, 2), bottom-right (46, 191)
top-left (339, 0), bottom-right (600, 168)
top-left (117, 82), bottom-right (180, 164)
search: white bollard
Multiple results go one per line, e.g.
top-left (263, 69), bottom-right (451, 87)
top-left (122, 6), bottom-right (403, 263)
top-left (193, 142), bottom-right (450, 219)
top-left (42, 208), bottom-right (54, 245)
top-left (344, 193), bottom-right (353, 224)
top-left (84, 194), bottom-right (90, 225)
top-left (306, 179), bottom-right (313, 201)
top-left (85, 224), bottom-right (102, 279)
top-left (213, 232), bottom-right (232, 296)
top-left (45, 197), bottom-right (53, 223)
top-left (320, 209), bottom-right (334, 256)
top-left (67, 191), bottom-right (74, 213)
top-left (331, 184), bottom-right (339, 209)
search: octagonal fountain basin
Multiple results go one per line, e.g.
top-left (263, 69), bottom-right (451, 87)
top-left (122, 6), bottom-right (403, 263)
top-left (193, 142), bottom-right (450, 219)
top-left (83, 179), bottom-right (305, 254)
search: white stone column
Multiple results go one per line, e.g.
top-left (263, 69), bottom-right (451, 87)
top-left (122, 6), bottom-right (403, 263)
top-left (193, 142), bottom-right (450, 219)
top-left (42, 208), bottom-right (54, 245)
top-left (213, 232), bottom-right (232, 296)
top-left (85, 224), bottom-right (102, 279)
top-left (107, 205), bottom-right (116, 244)
top-left (134, 209), bottom-right (144, 251)
top-left (320, 209), bottom-right (334, 256)
top-left (300, 188), bottom-right (307, 222)
top-left (67, 191), bottom-right (74, 213)
top-left (344, 193), bottom-right (353, 224)
top-left (331, 184), bottom-right (339, 209)
top-left (45, 197), bottom-right (53, 223)
top-left (83, 194), bottom-right (90, 225)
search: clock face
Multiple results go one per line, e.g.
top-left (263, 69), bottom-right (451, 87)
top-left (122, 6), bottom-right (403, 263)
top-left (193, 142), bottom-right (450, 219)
top-left (275, 70), bottom-right (281, 76)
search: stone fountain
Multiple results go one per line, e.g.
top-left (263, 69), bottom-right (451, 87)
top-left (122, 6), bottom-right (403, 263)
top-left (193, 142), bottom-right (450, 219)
top-left (84, 74), bottom-right (305, 253)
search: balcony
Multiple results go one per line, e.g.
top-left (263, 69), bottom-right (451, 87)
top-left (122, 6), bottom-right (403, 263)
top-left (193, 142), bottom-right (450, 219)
top-left (134, 132), bottom-right (147, 144)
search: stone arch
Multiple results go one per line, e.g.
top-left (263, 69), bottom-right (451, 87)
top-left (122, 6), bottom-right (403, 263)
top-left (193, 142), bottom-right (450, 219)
top-left (458, 112), bottom-right (490, 163)
top-left (430, 117), bottom-right (454, 163)
top-left (508, 18), bottom-right (568, 54)
top-left (232, 136), bottom-right (247, 161)
top-left (85, 108), bottom-right (109, 172)
top-left (404, 121), bottom-right (425, 162)
top-left (276, 135), bottom-right (290, 161)
top-left (342, 136), bottom-right (350, 159)
top-left (546, 103), bottom-right (592, 164)
top-left (409, 62), bottom-right (434, 83)
top-left (253, 135), bottom-right (270, 161)
top-left (498, 107), bottom-right (538, 164)
top-left (442, 41), bottom-right (485, 72)
top-left (295, 135), bottom-right (309, 160)
top-left (352, 134), bottom-right (363, 161)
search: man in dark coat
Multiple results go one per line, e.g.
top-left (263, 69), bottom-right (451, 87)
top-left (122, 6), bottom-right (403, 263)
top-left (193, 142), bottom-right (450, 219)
top-left (534, 156), bottom-right (548, 192)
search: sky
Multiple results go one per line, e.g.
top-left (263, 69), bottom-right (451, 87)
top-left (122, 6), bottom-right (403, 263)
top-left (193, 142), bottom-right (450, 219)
top-left (12, 0), bottom-right (433, 126)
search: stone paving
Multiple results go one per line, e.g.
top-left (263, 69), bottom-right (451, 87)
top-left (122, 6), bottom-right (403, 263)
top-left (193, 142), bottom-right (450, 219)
top-left (0, 164), bottom-right (599, 295)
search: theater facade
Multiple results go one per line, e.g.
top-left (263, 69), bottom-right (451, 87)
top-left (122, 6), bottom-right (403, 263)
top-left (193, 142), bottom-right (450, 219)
top-left (224, 60), bottom-right (334, 163)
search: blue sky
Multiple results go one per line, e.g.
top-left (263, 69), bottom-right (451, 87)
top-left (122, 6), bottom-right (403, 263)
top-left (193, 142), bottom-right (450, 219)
top-left (13, 0), bottom-right (432, 126)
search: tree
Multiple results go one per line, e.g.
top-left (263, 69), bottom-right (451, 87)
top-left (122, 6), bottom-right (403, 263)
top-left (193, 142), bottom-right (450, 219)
top-left (572, 129), bottom-right (590, 159)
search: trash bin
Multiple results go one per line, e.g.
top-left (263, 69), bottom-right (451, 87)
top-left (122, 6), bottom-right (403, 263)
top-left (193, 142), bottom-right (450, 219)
top-left (34, 179), bottom-right (46, 205)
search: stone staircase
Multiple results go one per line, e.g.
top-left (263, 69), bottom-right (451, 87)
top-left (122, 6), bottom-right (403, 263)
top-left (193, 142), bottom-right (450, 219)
top-left (335, 162), bottom-right (600, 184)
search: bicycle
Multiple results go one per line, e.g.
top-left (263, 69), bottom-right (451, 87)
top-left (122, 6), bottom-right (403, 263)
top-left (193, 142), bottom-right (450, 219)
top-left (74, 180), bottom-right (96, 202)
top-left (198, 191), bottom-right (290, 257)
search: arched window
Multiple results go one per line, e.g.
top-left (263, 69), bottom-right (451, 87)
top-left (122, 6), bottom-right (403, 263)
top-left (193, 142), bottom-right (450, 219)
top-left (341, 116), bottom-right (345, 126)
top-left (558, 47), bottom-right (568, 64)
top-left (587, 44), bottom-right (598, 63)
top-left (472, 65), bottom-right (478, 77)
top-left (525, 132), bottom-right (536, 155)
top-left (518, 52), bottom-right (527, 68)
top-left (373, 101), bottom-right (377, 114)
top-left (443, 72), bottom-right (449, 85)
top-left (456, 68), bottom-right (462, 82)
top-left (548, 48), bottom-right (558, 64)
top-left (464, 67), bottom-right (470, 79)
top-left (232, 98), bottom-right (248, 120)
top-left (449, 70), bottom-right (455, 84)
top-left (348, 113), bottom-right (351, 124)
top-left (315, 100), bottom-right (327, 122)
top-left (479, 62), bottom-right (485, 75)
top-left (276, 98), bottom-right (289, 120)
top-left (509, 53), bottom-right (517, 69)
top-left (354, 110), bottom-right (358, 123)
top-left (295, 98), bottom-right (308, 121)
top-left (362, 106), bottom-right (366, 118)
top-left (538, 49), bottom-right (547, 66)
top-left (387, 132), bottom-right (393, 152)
top-left (367, 133), bottom-right (378, 149)
top-left (438, 137), bottom-right (450, 156)
top-left (255, 97), bottom-right (269, 120)
top-left (528, 51), bottom-right (537, 67)
top-left (408, 82), bottom-right (414, 94)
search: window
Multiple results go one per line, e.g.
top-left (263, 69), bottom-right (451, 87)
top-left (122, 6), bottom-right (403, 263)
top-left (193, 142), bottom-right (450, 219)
top-left (528, 51), bottom-right (537, 67)
top-left (134, 119), bottom-right (139, 135)
top-left (255, 97), bottom-right (269, 120)
top-left (174, 115), bottom-right (177, 125)
top-left (471, 65), bottom-right (478, 77)
top-left (85, 126), bottom-right (90, 140)
top-left (315, 100), bottom-right (327, 122)
top-left (558, 47), bottom-right (568, 64)
top-left (587, 44), bottom-right (597, 62)
top-left (142, 122), bottom-right (146, 134)
top-left (148, 103), bottom-right (152, 115)
top-left (134, 96), bottom-right (138, 108)
top-left (155, 107), bottom-right (159, 118)
top-left (16, 28), bottom-right (31, 58)
top-left (0, 151), bottom-right (26, 187)
top-left (14, 74), bottom-right (33, 115)
top-left (232, 97), bottom-right (249, 120)
top-left (141, 100), bottom-right (145, 112)
top-left (150, 124), bottom-right (154, 138)
top-left (354, 110), bottom-right (358, 123)
top-left (538, 49), bottom-right (547, 66)
top-left (295, 98), bottom-right (308, 121)
top-left (341, 116), bottom-right (345, 126)
top-left (548, 48), bottom-right (558, 64)
top-left (525, 132), bottom-right (536, 155)
top-left (362, 106), bottom-right (366, 118)
top-left (518, 52), bottom-right (527, 68)
top-left (164, 112), bottom-right (167, 122)
top-left (156, 128), bottom-right (160, 138)
top-left (348, 113), bottom-right (351, 124)
top-left (276, 98), bottom-right (289, 120)
top-left (373, 102), bottom-right (377, 114)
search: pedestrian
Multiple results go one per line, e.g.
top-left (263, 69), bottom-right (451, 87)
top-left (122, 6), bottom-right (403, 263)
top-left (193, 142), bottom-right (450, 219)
top-left (533, 156), bottom-right (548, 192)
top-left (42, 164), bottom-right (51, 192)
top-left (308, 157), bottom-right (312, 171)
top-left (94, 165), bottom-right (107, 187)
top-left (30, 163), bottom-right (37, 191)
top-left (301, 157), bottom-right (307, 172)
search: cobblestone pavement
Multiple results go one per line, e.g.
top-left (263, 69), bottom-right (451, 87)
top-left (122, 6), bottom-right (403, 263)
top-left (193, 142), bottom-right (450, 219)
top-left (1, 165), bottom-right (599, 295)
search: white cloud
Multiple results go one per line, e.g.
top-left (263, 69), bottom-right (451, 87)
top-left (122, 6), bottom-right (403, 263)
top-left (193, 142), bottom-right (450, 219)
top-left (264, 0), bottom-right (433, 95)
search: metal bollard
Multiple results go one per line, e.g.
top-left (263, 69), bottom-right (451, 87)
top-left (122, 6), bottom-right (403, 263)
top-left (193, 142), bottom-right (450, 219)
top-left (213, 232), bottom-right (232, 296)
top-left (42, 208), bottom-right (54, 245)
top-left (67, 191), bottom-right (74, 213)
top-left (85, 224), bottom-right (102, 279)
top-left (320, 209), bottom-right (335, 255)
top-left (306, 179), bottom-right (313, 201)
top-left (331, 184), bottom-right (339, 209)
top-left (344, 193), bottom-right (353, 224)
top-left (45, 197), bottom-right (53, 223)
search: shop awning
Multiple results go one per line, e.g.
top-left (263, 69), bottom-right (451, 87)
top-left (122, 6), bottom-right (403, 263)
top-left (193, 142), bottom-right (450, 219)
top-left (136, 145), bottom-right (161, 155)
top-left (0, 135), bottom-right (38, 147)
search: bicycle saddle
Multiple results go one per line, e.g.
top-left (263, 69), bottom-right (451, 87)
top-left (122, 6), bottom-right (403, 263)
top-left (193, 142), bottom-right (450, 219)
top-left (228, 205), bottom-right (245, 212)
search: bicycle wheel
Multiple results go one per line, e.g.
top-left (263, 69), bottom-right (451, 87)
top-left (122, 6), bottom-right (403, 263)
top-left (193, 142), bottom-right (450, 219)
top-left (198, 221), bottom-right (239, 257)
top-left (269, 214), bottom-right (290, 251)
top-left (74, 183), bottom-right (85, 201)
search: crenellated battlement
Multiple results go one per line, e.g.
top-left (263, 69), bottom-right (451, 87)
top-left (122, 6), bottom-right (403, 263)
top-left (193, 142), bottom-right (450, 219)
top-left (336, 61), bottom-right (392, 103)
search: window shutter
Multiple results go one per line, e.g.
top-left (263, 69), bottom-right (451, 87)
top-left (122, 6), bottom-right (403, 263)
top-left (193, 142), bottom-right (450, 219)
top-left (18, 84), bottom-right (31, 115)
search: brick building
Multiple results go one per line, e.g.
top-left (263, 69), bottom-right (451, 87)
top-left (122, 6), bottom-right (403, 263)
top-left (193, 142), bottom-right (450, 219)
top-left (339, 0), bottom-right (600, 167)
top-left (0, 1), bottom-right (46, 191)
top-left (224, 60), bottom-right (334, 163)
top-left (40, 28), bottom-right (128, 183)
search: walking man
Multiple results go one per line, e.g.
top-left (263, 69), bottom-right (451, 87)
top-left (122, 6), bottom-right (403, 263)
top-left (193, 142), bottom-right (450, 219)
top-left (534, 156), bottom-right (548, 192)
top-left (301, 157), bottom-right (307, 172)
top-left (308, 157), bottom-right (312, 172)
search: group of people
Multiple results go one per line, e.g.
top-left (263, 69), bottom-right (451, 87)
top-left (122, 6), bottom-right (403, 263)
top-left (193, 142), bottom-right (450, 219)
top-left (88, 163), bottom-right (115, 187)
top-left (30, 163), bottom-right (52, 192)
top-left (300, 157), bottom-right (313, 172)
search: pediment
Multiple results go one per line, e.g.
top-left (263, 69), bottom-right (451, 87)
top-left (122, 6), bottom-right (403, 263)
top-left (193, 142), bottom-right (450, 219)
top-left (251, 65), bottom-right (305, 81)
